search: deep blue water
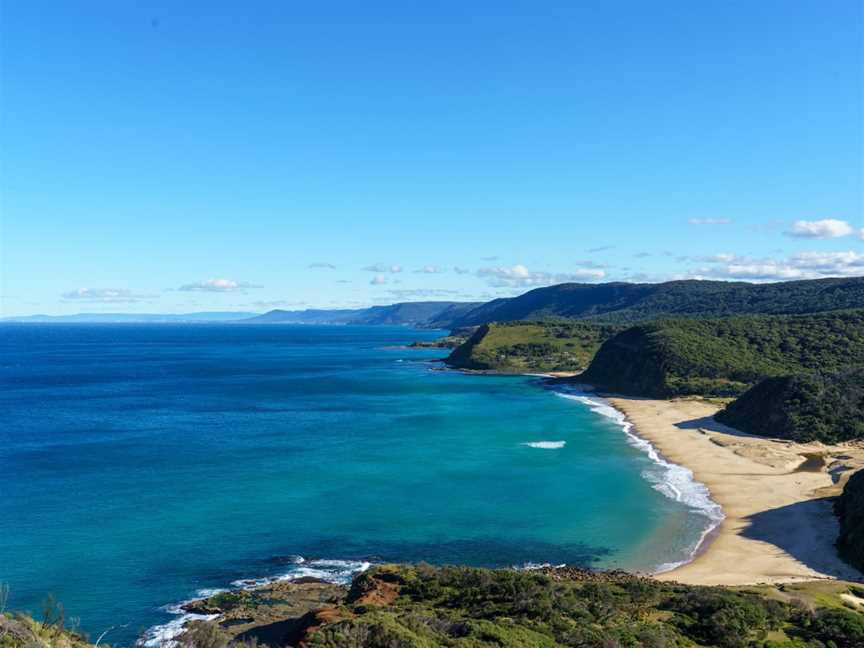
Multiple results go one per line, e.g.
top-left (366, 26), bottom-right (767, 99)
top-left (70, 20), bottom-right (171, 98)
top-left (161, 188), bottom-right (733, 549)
top-left (0, 324), bottom-right (716, 645)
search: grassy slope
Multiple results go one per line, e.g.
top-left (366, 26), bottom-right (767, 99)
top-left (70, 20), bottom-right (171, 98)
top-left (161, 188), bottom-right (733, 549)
top-left (579, 310), bottom-right (864, 398)
top-left (445, 321), bottom-right (621, 373)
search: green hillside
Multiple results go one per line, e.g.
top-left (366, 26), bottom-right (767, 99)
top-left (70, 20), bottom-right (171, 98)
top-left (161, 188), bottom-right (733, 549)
top-left (836, 469), bottom-right (864, 573)
top-left (715, 369), bottom-right (864, 443)
top-left (446, 321), bottom-right (621, 373)
top-left (453, 277), bottom-right (864, 326)
top-left (579, 310), bottom-right (864, 398)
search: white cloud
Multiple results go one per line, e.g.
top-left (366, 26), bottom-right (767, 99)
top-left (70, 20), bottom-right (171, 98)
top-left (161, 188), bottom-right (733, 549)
top-left (61, 288), bottom-right (152, 303)
top-left (453, 266), bottom-right (471, 274)
top-left (370, 275), bottom-right (388, 285)
top-left (859, 228), bottom-right (864, 241)
top-left (688, 218), bottom-right (732, 225)
top-left (178, 278), bottom-right (259, 292)
top-left (477, 264), bottom-right (605, 288)
top-left (691, 250), bottom-right (864, 281)
top-left (587, 245), bottom-right (615, 253)
top-left (362, 263), bottom-right (402, 273)
top-left (414, 265), bottom-right (445, 274)
top-left (786, 219), bottom-right (855, 239)
top-left (308, 262), bottom-right (336, 269)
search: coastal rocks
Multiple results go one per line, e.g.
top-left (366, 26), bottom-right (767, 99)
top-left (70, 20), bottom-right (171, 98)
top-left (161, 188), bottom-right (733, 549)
top-left (346, 568), bottom-right (404, 606)
top-left (176, 580), bottom-right (346, 647)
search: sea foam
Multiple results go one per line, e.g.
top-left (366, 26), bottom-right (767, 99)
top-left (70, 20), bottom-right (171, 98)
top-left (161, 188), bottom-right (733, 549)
top-left (522, 441), bottom-right (566, 449)
top-left (554, 390), bottom-right (724, 573)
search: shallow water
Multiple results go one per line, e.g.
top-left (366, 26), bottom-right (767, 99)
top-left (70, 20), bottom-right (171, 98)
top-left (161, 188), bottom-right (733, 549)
top-left (0, 324), bottom-right (718, 646)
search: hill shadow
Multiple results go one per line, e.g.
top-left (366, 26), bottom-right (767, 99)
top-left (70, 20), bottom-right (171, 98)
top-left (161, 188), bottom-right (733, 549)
top-left (674, 414), bottom-right (764, 439)
top-left (740, 496), bottom-right (863, 582)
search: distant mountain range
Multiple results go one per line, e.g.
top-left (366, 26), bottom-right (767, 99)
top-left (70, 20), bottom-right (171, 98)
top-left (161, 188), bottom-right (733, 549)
top-left (5, 277), bottom-right (863, 327)
top-left (242, 301), bottom-right (481, 328)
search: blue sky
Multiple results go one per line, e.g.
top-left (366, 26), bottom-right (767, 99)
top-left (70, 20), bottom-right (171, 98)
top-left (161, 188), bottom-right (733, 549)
top-left (1, 1), bottom-right (862, 315)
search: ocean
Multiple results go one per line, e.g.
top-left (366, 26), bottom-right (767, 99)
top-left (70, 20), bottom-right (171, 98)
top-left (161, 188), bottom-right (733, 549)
top-left (0, 324), bottom-right (721, 646)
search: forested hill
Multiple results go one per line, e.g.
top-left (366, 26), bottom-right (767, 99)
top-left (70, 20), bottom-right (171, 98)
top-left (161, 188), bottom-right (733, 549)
top-left (452, 277), bottom-right (864, 326)
top-left (715, 369), bottom-right (864, 443)
top-left (578, 309), bottom-right (864, 398)
top-left (837, 469), bottom-right (864, 572)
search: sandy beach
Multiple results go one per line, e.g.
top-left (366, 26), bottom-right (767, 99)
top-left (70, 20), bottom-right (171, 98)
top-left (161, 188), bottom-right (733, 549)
top-left (606, 397), bottom-right (864, 586)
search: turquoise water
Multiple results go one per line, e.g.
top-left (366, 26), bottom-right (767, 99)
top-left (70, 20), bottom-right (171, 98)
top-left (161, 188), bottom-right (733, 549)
top-left (0, 324), bottom-right (718, 646)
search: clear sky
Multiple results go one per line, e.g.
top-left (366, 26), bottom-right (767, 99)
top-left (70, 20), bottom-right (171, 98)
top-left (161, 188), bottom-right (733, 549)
top-left (1, 1), bottom-right (862, 315)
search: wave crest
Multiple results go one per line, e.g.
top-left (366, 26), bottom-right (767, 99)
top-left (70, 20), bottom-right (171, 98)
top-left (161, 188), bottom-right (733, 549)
top-left (522, 441), bottom-right (566, 449)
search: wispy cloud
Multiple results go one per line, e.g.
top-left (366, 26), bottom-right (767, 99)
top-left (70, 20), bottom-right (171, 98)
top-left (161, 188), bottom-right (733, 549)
top-left (61, 288), bottom-right (153, 303)
top-left (387, 288), bottom-right (462, 299)
top-left (587, 245), bottom-right (615, 253)
top-left (477, 264), bottom-right (605, 288)
top-left (362, 263), bottom-right (402, 273)
top-left (370, 275), bottom-right (388, 285)
top-left (251, 300), bottom-right (306, 309)
top-left (453, 266), bottom-right (471, 274)
top-left (178, 278), bottom-right (260, 293)
top-left (414, 265), bottom-right (445, 274)
top-left (480, 256), bottom-right (499, 262)
top-left (573, 259), bottom-right (608, 269)
top-left (688, 218), bottom-right (732, 225)
top-left (786, 219), bottom-right (855, 239)
top-left (308, 262), bottom-right (336, 269)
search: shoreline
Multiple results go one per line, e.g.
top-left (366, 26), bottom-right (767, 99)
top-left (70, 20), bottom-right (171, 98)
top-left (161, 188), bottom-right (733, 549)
top-left (605, 396), bottom-right (864, 586)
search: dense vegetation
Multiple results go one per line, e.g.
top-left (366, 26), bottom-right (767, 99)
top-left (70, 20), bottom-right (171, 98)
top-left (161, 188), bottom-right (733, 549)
top-left (176, 565), bottom-right (864, 648)
top-left (452, 278), bottom-right (864, 327)
top-left (716, 369), bottom-right (864, 443)
top-left (578, 310), bottom-right (864, 398)
top-left (446, 321), bottom-right (621, 373)
top-left (836, 469), bottom-right (864, 573)
top-left (6, 566), bottom-right (864, 647)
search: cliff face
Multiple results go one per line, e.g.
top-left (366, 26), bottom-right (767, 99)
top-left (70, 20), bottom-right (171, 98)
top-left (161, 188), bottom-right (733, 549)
top-left (716, 369), bottom-right (864, 443)
top-left (837, 469), bottom-right (864, 572)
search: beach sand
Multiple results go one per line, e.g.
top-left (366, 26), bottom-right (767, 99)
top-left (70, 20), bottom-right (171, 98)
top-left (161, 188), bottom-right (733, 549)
top-left (606, 397), bottom-right (864, 586)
